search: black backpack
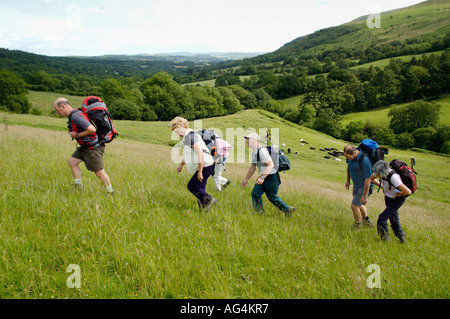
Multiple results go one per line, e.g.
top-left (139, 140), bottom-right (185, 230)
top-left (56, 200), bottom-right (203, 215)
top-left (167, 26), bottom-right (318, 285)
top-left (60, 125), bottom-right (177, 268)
top-left (197, 129), bottom-right (219, 159)
top-left (257, 146), bottom-right (291, 172)
top-left (80, 96), bottom-right (118, 144)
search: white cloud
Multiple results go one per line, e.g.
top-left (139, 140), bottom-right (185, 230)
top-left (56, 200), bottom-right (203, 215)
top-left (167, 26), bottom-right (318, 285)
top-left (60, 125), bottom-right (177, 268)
top-left (0, 0), bottom-right (427, 56)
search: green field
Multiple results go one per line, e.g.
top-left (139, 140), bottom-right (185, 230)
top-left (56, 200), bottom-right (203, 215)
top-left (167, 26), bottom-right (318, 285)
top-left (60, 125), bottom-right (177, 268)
top-left (0, 100), bottom-right (449, 299)
top-left (341, 95), bottom-right (450, 127)
top-left (278, 95), bottom-right (450, 129)
top-left (350, 50), bottom-right (445, 70)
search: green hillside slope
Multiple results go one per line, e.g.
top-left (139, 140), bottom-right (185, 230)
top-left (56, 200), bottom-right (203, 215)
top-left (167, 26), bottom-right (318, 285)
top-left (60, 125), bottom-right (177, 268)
top-left (253, 0), bottom-right (449, 66)
top-left (0, 110), bottom-right (448, 298)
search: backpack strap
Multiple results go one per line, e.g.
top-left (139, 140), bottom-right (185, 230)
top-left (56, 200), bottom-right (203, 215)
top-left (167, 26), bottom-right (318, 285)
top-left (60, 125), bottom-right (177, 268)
top-left (380, 172), bottom-right (395, 192)
top-left (358, 152), bottom-right (365, 169)
top-left (256, 147), bottom-right (265, 163)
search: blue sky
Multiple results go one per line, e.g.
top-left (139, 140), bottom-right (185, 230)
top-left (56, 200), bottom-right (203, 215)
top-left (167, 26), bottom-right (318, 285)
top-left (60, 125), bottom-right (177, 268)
top-left (0, 0), bottom-right (425, 56)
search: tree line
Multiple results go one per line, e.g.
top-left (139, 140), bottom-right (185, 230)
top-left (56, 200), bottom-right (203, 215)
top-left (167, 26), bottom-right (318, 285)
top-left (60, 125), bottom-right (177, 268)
top-left (281, 50), bottom-right (449, 154)
top-left (1, 45), bottom-right (449, 154)
top-left (0, 69), bottom-right (282, 123)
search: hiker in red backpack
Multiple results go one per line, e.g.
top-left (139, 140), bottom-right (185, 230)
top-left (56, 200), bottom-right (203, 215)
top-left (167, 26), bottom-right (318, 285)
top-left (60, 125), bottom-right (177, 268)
top-left (368, 160), bottom-right (412, 244)
top-left (53, 97), bottom-right (114, 195)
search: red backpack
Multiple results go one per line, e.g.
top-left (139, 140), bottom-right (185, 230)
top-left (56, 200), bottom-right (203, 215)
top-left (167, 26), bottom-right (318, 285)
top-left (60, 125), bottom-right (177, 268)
top-left (80, 96), bottom-right (118, 144)
top-left (387, 159), bottom-right (418, 195)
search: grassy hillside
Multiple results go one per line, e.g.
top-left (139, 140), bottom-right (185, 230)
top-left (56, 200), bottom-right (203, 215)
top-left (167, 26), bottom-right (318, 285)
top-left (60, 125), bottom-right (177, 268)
top-left (262, 0), bottom-right (449, 64)
top-left (0, 109), bottom-right (449, 299)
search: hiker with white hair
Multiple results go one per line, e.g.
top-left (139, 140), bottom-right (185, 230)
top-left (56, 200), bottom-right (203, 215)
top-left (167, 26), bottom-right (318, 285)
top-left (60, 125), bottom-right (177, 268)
top-left (368, 160), bottom-right (411, 243)
top-left (241, 133), bottom-right (295, 217)
top-left (170, 116), bottom-right (217, 212)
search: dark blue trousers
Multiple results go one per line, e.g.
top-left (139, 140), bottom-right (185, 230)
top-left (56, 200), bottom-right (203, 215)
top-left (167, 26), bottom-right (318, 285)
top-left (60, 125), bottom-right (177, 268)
top-left (377, 195), bottom-right (406, 240)
top-left (187, 164), bottom-right (214, 205)
top-left (251, 173), bottom-right (290, 214)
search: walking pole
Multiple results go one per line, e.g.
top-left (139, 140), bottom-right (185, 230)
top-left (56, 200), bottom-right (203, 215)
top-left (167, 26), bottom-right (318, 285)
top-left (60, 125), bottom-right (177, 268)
top-left (410, 157), bottom-right (418, 174)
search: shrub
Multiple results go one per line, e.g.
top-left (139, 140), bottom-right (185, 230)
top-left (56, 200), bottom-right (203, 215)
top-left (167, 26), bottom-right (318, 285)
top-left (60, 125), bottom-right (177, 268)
top-left (393, 132), bottom-right (415, 149)
top-left (412, 127), bottom-right (437, 149)
top-left (109, 99), bottom-right (141, 121)
top-left (0, 71), bottom-right (31, 114)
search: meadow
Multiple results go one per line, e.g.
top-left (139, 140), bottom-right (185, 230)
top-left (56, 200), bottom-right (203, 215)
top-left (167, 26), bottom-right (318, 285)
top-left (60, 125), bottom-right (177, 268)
top-left (341, 95), bottom-right (450, 127)
top-left (0, 102), bottom-right (449, 299)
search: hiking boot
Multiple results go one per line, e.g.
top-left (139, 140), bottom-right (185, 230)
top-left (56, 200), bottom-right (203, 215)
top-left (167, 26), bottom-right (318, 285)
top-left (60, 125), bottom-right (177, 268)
top-left (222, 180), bottom-right (231, 190)
top-left (353, 222), bottom-right (362, 229)
top-left (203, 197), bottom-right (217, 212)
top-left (285, 206), bottom-right (295, 217)
top-left (71, 184), bottom-right (83, 191)
top-left (197, 198), bottom-right (204, 210)
top-left (362, 217), bottom-right (374, 227)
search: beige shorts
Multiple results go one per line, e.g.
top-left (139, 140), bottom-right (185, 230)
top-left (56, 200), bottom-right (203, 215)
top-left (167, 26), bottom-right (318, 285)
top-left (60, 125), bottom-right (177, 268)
top-left (71, 144), bottom-right (105, 172)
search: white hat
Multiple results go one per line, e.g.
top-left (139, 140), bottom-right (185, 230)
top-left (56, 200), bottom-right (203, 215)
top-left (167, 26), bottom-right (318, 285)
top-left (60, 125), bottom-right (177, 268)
top-left (244, 133), bottom-right (260, 141)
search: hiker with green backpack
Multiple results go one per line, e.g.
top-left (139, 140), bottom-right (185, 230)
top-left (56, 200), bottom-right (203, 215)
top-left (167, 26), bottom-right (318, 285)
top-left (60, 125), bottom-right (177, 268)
top-left (241, 132), bottom-right (295, 217)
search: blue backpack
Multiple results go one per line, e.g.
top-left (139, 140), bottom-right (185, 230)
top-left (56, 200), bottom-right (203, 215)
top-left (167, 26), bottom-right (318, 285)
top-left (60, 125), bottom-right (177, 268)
top-left (358, 139), bottom-right (389, 168)
top-left (257, 146), bottom-right (291, 172)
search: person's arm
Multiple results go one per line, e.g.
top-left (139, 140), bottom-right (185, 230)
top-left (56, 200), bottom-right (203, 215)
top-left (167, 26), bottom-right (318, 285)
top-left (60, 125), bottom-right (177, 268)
top-left (256, 157), bottom-right (274, 185)
top-left (360, 178), bottom-right (372, 205)
top-left (242, 165), bottom-right (256, 187)
top-left (69, 124), bottom-right (96, 139)
top-left (360, 156), bottom-right (374, 204)
top-left (345, 166), bottom-right (350, 190)
top-left (396, 183), bottom-right (412, 197)
top-left (193, 141), bottom-right (205, 181)
top-left (361, 174), bottom-right (379, 205)
top-left (177, 158), bottom-right (186, 173)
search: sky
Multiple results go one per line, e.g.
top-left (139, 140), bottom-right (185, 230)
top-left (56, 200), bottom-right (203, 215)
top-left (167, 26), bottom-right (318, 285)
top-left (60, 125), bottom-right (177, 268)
top-left (0, 0), bottom-right (426, 57)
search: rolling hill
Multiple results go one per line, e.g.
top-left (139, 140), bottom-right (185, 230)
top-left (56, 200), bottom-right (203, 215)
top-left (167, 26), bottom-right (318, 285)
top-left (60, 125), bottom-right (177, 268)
top-left (219, 0), bottom-right (449, 75)
top-left (0, 107), bottom-right (449, 299)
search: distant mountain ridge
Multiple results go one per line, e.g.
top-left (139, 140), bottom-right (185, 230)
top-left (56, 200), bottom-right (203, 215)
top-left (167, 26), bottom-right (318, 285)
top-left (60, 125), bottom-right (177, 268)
top-left (73, 52), bottom-right (265, 63)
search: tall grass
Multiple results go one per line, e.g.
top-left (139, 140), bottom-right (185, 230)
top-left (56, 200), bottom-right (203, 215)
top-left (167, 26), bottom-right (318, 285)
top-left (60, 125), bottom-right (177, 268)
top-left (0, 110), bottom-right (449, 299)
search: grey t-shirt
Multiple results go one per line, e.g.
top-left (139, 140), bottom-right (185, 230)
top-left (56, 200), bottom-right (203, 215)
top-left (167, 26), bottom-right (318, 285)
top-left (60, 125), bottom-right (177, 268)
top-left (252, 147), bottom-right (277, 175)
